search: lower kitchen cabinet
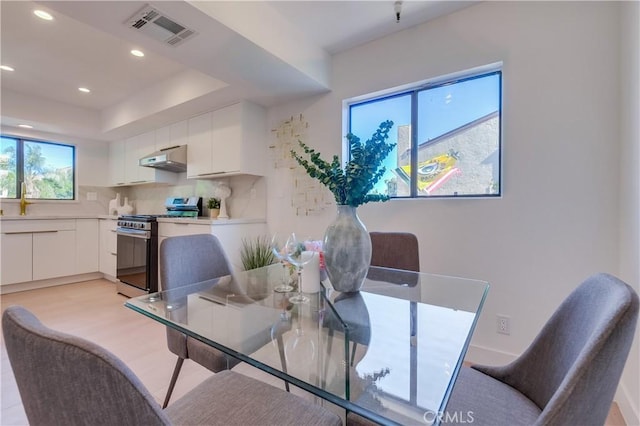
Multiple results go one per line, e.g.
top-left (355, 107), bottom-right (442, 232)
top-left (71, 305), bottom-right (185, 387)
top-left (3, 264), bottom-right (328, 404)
top-left (0, 233), bottom-right (33, 285)
top-left (99, 218), bottom-right (118, 279)
top-left (32, 230), bottom-right (76, 281)
top-left (76, 219), bottom-right (99, 274)
top-left (0, 218), bottom-right (101, 288)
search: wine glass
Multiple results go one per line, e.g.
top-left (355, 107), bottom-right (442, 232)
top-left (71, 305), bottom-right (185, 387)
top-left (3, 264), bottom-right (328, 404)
top-left (284, 233), bottom-right (311, 304)
top-left (271, 234), bottom-right (294, 293)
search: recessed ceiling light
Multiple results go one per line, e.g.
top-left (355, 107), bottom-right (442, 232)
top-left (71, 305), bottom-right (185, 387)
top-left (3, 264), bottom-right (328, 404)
top-left (78, 87), bottom-right (91, 93)
top-left (18, 124), bottom-right (34, 129)
top-left (34, 10), bottom-right (53, 21)
top-left (0, 65), bottom-right (15, 72)
top-left (130, 49), bottom-right (145, 57)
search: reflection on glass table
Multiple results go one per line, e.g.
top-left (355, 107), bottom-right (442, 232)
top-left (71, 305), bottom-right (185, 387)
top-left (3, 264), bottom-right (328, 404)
top-left (125, 264), bottom-right (489, 426)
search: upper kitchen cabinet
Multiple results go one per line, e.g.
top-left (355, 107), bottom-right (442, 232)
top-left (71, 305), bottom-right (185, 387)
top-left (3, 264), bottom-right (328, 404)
top-left (186, 112), bottom-right (214, 178)
top-left (109, 139), bottom-right (126, 186)
top-left (109, 130), bottom-right (177, 187)
top-left (187, 101), bottom-right (266, 179)
top-left (156, 120), bottom-right (188, 151)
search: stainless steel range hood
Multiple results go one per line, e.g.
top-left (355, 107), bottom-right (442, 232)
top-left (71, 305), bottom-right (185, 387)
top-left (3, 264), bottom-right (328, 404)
top-left (139, 145), bottom-right (187, 172)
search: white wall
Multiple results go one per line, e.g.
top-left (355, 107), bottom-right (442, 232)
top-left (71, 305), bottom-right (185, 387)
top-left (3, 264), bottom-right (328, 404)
top-left (266, 2), bottom-right (638, 422)
top-left (618, 1), bottom-right (640, 423)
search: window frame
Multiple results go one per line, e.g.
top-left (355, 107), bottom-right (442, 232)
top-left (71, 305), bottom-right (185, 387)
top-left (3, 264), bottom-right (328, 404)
top-left (0, 135), bottom-right (77, 201)
top-left (346, 67), bottom-right (503, 199)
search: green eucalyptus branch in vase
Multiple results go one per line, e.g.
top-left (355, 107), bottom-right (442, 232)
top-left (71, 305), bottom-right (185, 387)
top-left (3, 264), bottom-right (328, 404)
top-left (290, 120), bottom-right (395, 207)
top-left (290, 120), bottom-right (396, 293)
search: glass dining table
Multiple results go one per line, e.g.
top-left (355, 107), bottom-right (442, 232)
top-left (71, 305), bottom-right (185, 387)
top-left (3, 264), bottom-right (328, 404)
top-left (125, 264), bottom-right (489, 426)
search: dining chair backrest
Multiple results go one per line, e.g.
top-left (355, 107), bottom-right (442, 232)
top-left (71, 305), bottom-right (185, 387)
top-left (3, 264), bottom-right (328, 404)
top-left (369, 232), bottom-right (420, 272)
top-left (160, 234), bottom-right (233, 290)
top-left (2, 305), bottom-right (171, 426)
top-left (158, 233), bottom-right (238, 408)
top-left (474, 272), bottom-right (639, 425)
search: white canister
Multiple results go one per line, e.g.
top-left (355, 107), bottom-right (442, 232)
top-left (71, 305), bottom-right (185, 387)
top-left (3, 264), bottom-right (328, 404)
top-left (300, 251), bottom-right (321, 293)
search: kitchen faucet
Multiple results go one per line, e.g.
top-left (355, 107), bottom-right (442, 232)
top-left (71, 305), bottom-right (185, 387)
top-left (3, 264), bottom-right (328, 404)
top-left (20, 182), bottom-right (32, 215)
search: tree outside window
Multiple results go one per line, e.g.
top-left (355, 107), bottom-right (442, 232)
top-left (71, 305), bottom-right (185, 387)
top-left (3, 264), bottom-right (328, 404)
top-left (0, 136), bottom-right (75, 200)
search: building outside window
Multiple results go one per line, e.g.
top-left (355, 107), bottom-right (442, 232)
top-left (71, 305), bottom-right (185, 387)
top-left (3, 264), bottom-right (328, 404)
top-left (0, 136), bottom-right (76, 200)
top-left (348, 69), bottom-right (502, 198)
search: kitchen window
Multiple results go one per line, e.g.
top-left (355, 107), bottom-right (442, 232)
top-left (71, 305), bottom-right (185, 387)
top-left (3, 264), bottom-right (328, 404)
top-left (348, 69), bottom-right (502, 198)
top-left (0, 136), bottom-right (76, 200)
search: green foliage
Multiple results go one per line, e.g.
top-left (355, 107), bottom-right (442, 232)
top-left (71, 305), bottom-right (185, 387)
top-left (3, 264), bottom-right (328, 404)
top-left (1, 141), bottom-right (73, 199)
top-left (240, 235), bottom-right (277, 271)
top-left (207, 197), bottom-right (220, 209)
top-left (290, 120), bottom-right (396, 207)
top-left (0, 144), bottom-right (17, 198)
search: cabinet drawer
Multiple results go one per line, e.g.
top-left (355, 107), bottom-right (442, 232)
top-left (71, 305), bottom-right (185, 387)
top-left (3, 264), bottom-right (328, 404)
top-left (158, 222), bottom-right (212, 238)
top-left (1, 219), bottom-right (76, 233)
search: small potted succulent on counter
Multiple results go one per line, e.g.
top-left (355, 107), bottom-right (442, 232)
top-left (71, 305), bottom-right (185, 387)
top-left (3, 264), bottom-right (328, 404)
top-left (207, 197), bottom-right (221, 219)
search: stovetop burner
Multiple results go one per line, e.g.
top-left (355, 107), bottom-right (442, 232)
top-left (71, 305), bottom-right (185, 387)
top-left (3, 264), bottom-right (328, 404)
top-left (118, 214), bottom-right (158, 222)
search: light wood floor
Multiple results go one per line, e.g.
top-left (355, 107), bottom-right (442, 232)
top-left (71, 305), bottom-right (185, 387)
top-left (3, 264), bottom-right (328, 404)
top-left (0, 279), bottom-right (627, 426)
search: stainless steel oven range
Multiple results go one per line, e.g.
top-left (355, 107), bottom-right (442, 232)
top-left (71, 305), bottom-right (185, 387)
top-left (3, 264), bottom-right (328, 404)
top-left (116, 215), bottom-right (158, 298)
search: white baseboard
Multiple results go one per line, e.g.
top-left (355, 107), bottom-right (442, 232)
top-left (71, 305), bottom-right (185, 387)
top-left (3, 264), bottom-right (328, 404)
top-left (616, 382), bottom-right (640, 426)
top-left (0, 273), bottom-right (104, 294)
top-left (464, 343), bottom-right (518, 366)
top-left (465, 344), bottom-right (640, 425)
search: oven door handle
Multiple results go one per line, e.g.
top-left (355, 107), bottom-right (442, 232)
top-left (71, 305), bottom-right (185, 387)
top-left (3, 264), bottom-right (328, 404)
top-left (116, 228), bottom-right (150, 239)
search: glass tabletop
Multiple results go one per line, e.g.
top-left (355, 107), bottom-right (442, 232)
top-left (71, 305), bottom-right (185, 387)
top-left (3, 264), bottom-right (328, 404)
top-left (125, 264), bottom-right (489, 425)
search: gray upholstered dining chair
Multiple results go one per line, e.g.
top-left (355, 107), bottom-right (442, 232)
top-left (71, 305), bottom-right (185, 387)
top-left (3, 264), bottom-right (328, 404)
top-left (444, 272), bottom-right (639, 426)
top-left (159, 234), bottom-right (240, 408)
top-left (369, 231), bottom-right (420, 272)
top-left (331, 232), bottom-right (420, 368)
top-left (2, 305), bottom-right (342, 426)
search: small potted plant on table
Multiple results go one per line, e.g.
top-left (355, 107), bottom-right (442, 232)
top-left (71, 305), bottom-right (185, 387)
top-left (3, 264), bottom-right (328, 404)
top-left (207, 197), bottom-right (221, 219)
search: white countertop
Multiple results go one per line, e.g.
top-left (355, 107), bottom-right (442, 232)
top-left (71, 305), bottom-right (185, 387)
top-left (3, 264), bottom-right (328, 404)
top-left (157, 217), bottom-right (266, 225)
top-left (0, 215), bottom-right (263, 225)
top-left (0, 215), bottom-right (108, 221)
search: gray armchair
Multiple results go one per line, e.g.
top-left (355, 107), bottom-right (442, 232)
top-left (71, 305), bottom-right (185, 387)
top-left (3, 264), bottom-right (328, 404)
top-left (332, 232), bottom-right (420, 369)
top-left (369, 231), bottom-right (420, 272)
top-left (159, 234), bottom-right (240, 408)
top-left (2, 305), bottom-right (342, 426)
top-left (445, 272), bottom-right (639, 426)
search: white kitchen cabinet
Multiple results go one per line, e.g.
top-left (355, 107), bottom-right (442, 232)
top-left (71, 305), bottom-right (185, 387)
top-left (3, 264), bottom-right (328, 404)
top-left (157, 120), bottom-right (188, 151)
top-left (109, 139), bottom-right (126, 186)
top-left (136, 130), bottom-right (156, 182)
top-left (99, 219), bottom-right (117, 279)
top-left (32, 229), bottom-right (76, 281)
top-left (187, 101), bottom-right (266, 179)
top-left (1, 219), bottom-right (101, 287)
top-left (125, 134), bottom-right (145, 184)
top-left (76, 219), bottom-right (99, 274)
top-left (111, 131), bottom-right (177, 187)
top-left (211, 102), bottom-right (265, 176)
top-left (186, 112), bottom-right (214, 178)
top-left (0, 233), bottom-right (32, 285)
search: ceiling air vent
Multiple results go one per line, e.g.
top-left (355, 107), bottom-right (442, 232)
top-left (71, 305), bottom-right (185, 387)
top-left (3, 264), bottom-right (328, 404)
top-left (126, 4), bottom-right (197, 47)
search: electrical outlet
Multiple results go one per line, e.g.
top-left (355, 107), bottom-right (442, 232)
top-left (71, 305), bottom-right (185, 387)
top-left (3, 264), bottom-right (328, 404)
top-left (497, 315), bottom-right (510, 335)
top-left (86, 192), bottom-right (97, 201)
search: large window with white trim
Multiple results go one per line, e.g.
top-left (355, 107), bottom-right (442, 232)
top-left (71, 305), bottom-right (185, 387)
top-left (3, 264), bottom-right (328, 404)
top-left (348, 70), bottom-right (502, 198)
top-left (0, 136), bottom-right (76, 200)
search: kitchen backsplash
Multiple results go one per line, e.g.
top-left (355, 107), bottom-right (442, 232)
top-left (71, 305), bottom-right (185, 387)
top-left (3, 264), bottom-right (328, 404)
top-left (0, 176), bottom-right (266, 219)
top-left (124, 174), bottom-right (266, 218)
top-left (0, 185), bottom-right (119, 217)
